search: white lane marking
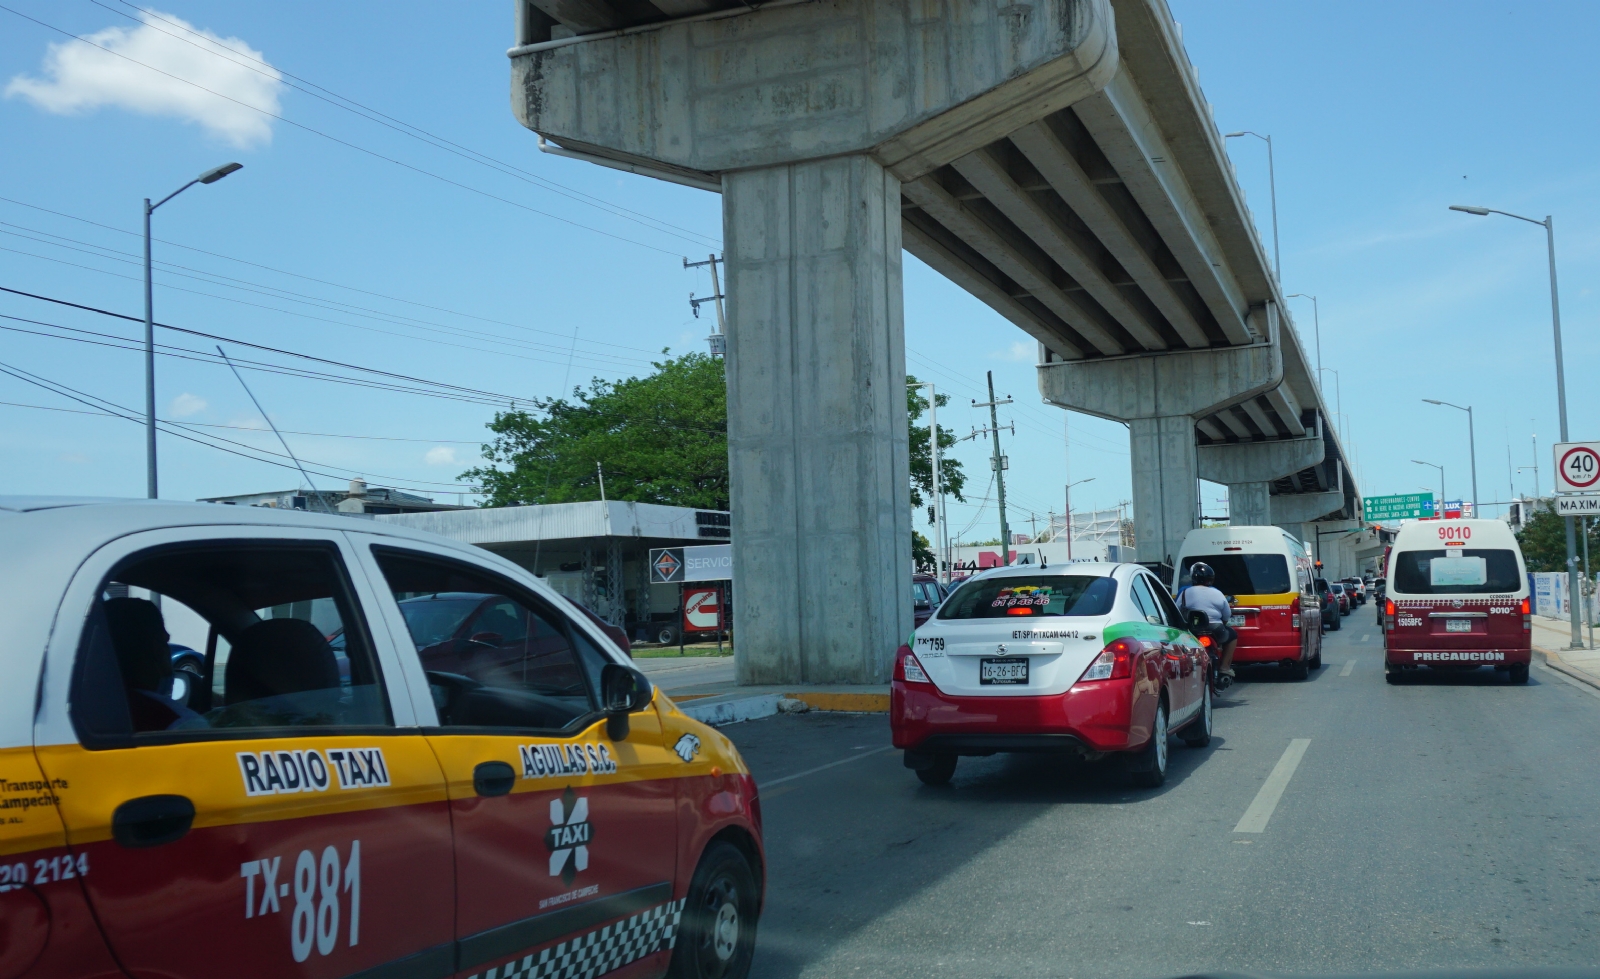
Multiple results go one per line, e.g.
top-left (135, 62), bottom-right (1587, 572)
top-left (1359, 634), bottom-right (1371, 643)
top-left (762, 746), bottom-right (893, 788)
top-left (1233, 739), bottom-right (1311, 833)
top-left (1340, 660), bottom-right (1356, 676)
top-left (1536, 664), bottom-right (1600, 701)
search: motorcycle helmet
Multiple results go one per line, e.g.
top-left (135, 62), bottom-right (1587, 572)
top-left (1190, 562), bottom-right (1216, 586)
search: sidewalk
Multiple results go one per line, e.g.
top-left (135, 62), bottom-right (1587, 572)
top-left (1529, 615), bottom-right (1600, 689)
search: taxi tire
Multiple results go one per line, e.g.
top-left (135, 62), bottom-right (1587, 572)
top-left (1125, 699), bottom-right (1169, 788)
top-left (915, 753), bottom-right (958, 786)
top-left (1180, 685), bottom-right (1212, 748)
top-left (1508, 663), bottom-right (1529, 684)
top-left (669, 841), bottom-right (759, 979)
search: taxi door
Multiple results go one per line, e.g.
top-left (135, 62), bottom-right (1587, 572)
top-left (30, 527), bottom-right (455, 979)
top-left (353, 539), bottom-right (682, 979)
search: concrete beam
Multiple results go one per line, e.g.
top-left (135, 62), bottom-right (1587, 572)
top-left (903, 177), bottom-right (1127, 356)
top-left (1229, 482), bottom-right (1271, 527)
top-left (513, 0), bottom-right (1119, 180)
top-left (1070, 71), bottom-right (1252, 345)
top-left (1197, 433), bottom-right (1324, 485)
top-left (1008, 118), bottom-right (1210, 348)
top-left (951, 147), bottom-right (1170, 351)
top-left (1271, 490), bottom-right (1344, 526)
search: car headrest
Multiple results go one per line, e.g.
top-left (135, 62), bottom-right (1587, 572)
top-left (225, 618), bottom-right (340, 706)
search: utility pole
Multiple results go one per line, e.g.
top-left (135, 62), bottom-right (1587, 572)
top-left (973, 372), bottom-right (1015, 566)
top-left (685, 254), bottom-right (727, 356)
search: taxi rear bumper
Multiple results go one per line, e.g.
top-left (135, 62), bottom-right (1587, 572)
top-left (890, 678), bottom-right (1149, 756)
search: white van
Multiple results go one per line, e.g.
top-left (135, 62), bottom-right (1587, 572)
top-left (1171, 526), bottom-right (1323, 679)
top-left (1382, 518), bottom-right (1531, 683)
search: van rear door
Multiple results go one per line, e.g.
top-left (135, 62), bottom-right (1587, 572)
top-left (1387, 545), bottom-right (1527, 653)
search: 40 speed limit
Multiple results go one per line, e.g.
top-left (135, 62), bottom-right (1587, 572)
top-left (241, 840), bottom-right (360, 962)
top-left (1555, 442), bottom-right (1600, 493)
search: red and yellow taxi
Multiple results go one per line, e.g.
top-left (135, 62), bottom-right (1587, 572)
top-left (1172, 526), bottom-right (1322, 678)
top-left (0, 498), bottom-right (762, 979)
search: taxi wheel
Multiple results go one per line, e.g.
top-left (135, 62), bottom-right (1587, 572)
top-left (1180, 685), bottom-right (1212, 748)
top-left (1126, 699), bottom-right (1168, 788)
top-left (670, 841), bottom-right (758, 979)
top-left (1508, 663), bottom-right (1529, 684)
top-left (915, 753), bottom-right (958, 786)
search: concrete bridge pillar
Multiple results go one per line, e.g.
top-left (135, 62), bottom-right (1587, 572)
top-left (1195, 428), bottom-right (1325, 529)
top-left (511, 0), bottom-right (1117, 683)
top-left (1040, 305), bottom-right (1286, 566)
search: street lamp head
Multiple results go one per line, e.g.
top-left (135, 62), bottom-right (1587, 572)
top-left (1449, 205), bottom-right (1491, 216)
top-left (1224, 131), bottom-right (1246, 138)
top-left (1422, 399), bottom-right (1442, 405)
top-left (198, 162), bottom-right (243, 184)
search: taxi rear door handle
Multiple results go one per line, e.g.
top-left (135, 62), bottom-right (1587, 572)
top-left (473, 761), bottom-right (516, 797)
top-left (112, 795), bottom-right (195, 849)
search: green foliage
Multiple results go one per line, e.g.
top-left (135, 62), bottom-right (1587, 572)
top-left (1517, 501), bottom-right (1600, 572)
top-left (913, 530), bottom-right (935, 569)
top-left (908, 377), bottom-right (967, 517)
top-left (464, 353), bottom-right (729, 509)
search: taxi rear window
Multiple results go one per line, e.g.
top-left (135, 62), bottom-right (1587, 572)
top-left (937, 575), bottom-right (1116, 619)
top-left (1179, 554), bottom-right (1291, 594)
top-left (1391, 549), bottom-right (1521, 595)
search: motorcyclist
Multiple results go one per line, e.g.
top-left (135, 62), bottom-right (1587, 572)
top-left (1178, 562), bottom-right (1237, 682)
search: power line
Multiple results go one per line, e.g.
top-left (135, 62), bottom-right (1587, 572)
top-left (0, 3), bottom-right (693, 258)
top-left (0, 195), bottom-right (661, 356)
top-left (94, 0), bottom-right (721, 250)
top-left (0, 398), bottom-right (486, 443)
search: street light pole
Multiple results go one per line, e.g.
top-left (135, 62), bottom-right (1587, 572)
top-left (1450, 204), bottom-right (1580, 647)
top-left (1286, 293), bottom-right (1321, 387)
top-left (1423, 399), bottom-right (1478, 515)
top-left (1064, 477), bottom-right (1095, 562)
top-left (143, 162), bottom-right (243, 498)
top-left (1413, 460), bottom-right (1444, 518)
top-left (1225, 131), bottom-right (1279, 280)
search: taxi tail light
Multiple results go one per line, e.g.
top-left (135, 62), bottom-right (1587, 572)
top-left (1079, 637), bottom-right (1136, 682)
top-left (895, 644), bottom-right (931, 684)
top-left (1521, 596), bottom-right (1531, 632)
top-left (1385, 598), bottom-right (1396, 631)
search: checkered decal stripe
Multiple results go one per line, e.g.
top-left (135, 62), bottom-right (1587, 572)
top-left (1394, 599), bottom-right (1514, 607)
top-left (469, 899), bottom-right (685, 979)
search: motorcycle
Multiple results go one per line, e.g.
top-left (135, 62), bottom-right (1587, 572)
top-left (1184, 609), bottom-right (1234, 693)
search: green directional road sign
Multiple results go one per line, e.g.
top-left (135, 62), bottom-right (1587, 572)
top-left (1362, 492), bottom-right (1433, 523)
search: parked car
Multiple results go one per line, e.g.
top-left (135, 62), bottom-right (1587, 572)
top-left (913, 574), bottom-right (948, 627)
top-left (0, 497), bottom-right (763, 979)
top-left (893, 562), bottom-right (1213, 788)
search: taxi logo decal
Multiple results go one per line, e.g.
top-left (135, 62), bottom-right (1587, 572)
top-left (546, 787), bottom-right (591, 885)
top-left (237, 748), bottom-right (390, 797)
top-left (519, 742), bottom-right (618, 780)
top-left (673, 733), bottom-right (701, 763)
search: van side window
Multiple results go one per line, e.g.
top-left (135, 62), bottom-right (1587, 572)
top-left (71, 543), bottom-right (390, 747)
top-left (370, 547), bottom-right (598, 731)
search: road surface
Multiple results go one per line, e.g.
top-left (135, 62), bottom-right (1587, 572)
top-left (726, 623), bottom-right (1600, 978)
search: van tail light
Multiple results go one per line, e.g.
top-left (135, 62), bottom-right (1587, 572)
top-left (1290, 596), bottom-right (1301, 630)
top-left (894, 644), bottom-right (931, 684)
top-left (1079, 637), bottom-right (1136, 682)
top-left (1385, 598), bottom-right (1396, 631)
top-left (1522, 596), bottom-right (1531, 632)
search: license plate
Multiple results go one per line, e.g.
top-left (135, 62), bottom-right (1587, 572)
top-left (980, 657), bottom-right (1029, 685)
top-left (1445, 619), bottom-right (1473, 633)
top-left (1228, 615), bottom-right (1246, 627)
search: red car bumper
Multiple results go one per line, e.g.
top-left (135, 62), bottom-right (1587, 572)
top-left (890, 678), bottom-right (1156, 756)
top-left (1232, 638), bottom-right (1303, 663)
top-left (1385, 646), bottom-right (1531, 666)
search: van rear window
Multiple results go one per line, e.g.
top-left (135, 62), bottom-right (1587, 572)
top-left (1391, 549), bottom-right (1521, 595)
top-left (1178, 554), bottom-right (1291, 595)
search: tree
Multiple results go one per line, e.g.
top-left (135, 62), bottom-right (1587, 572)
top-left (464, 353), bottom-right (728, 509)
top-left (908, 377), bottom-right (967, 520)
top-left (1517, 501), bottom-right (1600, 573)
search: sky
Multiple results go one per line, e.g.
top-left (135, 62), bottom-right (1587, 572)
top-left (2, 1), bottom-right (1597, 538)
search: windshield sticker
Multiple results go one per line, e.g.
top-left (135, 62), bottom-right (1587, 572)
top-left (520, 742), bottom-right (618, 780)
top-left (238, 748), bottom-right (389, 797)
top-left (1011, 630), bottom-right (1079, 639)
top-left (990, 586), bottom-right (1054, 608)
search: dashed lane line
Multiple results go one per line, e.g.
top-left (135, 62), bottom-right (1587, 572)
top-left (761, 746), bottom-right (894, 788)
top-left (1233, 739), bottom-right (1311, 834)
top-left (1340, 660), bottom-right (1356, 676)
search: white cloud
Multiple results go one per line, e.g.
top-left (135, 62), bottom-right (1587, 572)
top-left (5, 10), bottom-right (282, 149)
top-left (424, 446), bottom-right (458, 467)
top-left (168, 392), bottom-right (207, 417)
top-left (991, 340), bottom-right (1035, 361)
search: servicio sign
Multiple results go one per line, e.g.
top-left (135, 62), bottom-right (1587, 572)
top-left (649, 544), bottom-right (733, 583)
top-left (1554, 442), bottom-right (1600, 494)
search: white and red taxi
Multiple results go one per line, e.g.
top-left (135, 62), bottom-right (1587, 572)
top-left (892, 563), bottom-right (1212, 788)
top-left (1382, 518), bottom-right (1532, 683)
top-left (0, 497), bottom-right (761, 979)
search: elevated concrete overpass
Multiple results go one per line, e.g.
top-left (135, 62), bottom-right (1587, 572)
top-left (508, 0), bottom-right (1361, 682)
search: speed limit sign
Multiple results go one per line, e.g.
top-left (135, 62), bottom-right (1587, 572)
top-left (1554, 442), bottom-right (1600, 494)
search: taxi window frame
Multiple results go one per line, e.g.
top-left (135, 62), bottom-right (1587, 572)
top-left (1128, 575), bottom-right (1163, 626)
top-left (367, 544), bottom-right (608, 738)
top-left (68, 538), bottom-right (394, 751)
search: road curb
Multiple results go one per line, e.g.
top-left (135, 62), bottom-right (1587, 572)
top-left (677, 689), bottom-right (891, 726)
top-left (681, 694), bottom-right (782, 726)
top-left (1533, 646), bottom-right (1600, 693)
top-left (788, 692), bottom-right (890, 713)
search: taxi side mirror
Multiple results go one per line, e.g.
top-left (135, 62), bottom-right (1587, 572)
top-left (601, 664), bottom-right (652, 741)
